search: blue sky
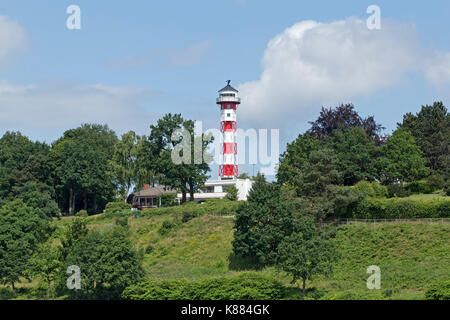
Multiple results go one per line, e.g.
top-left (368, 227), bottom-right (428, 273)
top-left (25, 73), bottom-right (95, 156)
top-left (0, 0), bottom-right (449, 178)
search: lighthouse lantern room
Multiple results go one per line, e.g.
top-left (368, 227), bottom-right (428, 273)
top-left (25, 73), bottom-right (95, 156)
top-left (217, 80), bottom-right (240, 180)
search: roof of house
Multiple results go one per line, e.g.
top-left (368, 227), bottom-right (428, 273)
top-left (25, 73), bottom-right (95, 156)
top-left (133, 185), bottom-right (177, 197)
top-left (218, 80), bottom-right (238, 93)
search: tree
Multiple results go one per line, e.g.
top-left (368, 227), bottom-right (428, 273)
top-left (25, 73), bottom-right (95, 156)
top-left (0, 200), bottom-right (50, 297)
top-left (328, 127), bottom-right (379, 185)
top-left (309, 103), bottom-right (385, 145)
top-left (110, 131), bottom-right (142, 201)
top-left (398, 102), bottom-right (449, 174)
top-left (51, 124), bottom-right (118, 214)
top-left (145, 114), bottom-right (212, 203)
top-left (378, 128), bottom-right (429, 184)
top-left (52, 139), bottom-right (109, 215)
top-left (232, 174), bottom-right (296, 265)
top-left (62, 226), bottom-right (144, 299)
top-left (226, 186), bottom-right (238, 201)
top-left (276, 217), bottom-right (338, 297)
top-left (26, 241), bottom-right (62, 298)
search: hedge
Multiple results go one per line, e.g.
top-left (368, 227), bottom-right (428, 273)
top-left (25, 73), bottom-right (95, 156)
top-left (122, 273), bottom-right (284, 300)
top-left (351, 198), bottom-right (450, 219)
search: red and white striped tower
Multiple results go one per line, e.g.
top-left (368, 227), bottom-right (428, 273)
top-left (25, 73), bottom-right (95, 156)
top-left (217, 80), bottom-right (240, 179)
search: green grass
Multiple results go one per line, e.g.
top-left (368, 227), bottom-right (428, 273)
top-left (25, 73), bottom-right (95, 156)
top-left (52, 199), bottom-right (449, 300)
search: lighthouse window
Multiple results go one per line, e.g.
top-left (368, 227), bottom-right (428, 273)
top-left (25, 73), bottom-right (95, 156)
top-left (227, 104), bottom-right (230, 109)
top-left (227, 113), bottom-right (231, 117)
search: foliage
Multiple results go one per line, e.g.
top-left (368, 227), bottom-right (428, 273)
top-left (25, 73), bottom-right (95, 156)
top-left (109, 131), bottom-right (142, 201)
top-left (76, 210), bottom-right (88, 217)
top-left (158, 219), bottom-right (178, 235)
top-left (377, 128), bottom-right (429, 184)
top-left (425, 280), bottom-right (450, 300)
top-left (104, 201), bottom-right (132, 214)
top-left (0, 200), bottom-right (51, 296)
top-left (225, 186), bottom-right (238, 201)
top-left (276, 217), bottom-right (338, 296)
top-left (160, 194), bottom-right (177, 207)
top-left (351, 197), bottom-right (450, 219)
top-left (60, 226), bottom-right (144, 299)
top-left (405, 180), bottom-right (435, 194)
top-left (386, 184), bottom-right (411, 198)
top-left (26, 241), bottom-right (62, 298)
top-left (232, 174), bottom-right (297, 265)
top-left (398, 101), bottom-right (449, 173)
top-left (122, 273), bottom-right (284, 300)
top-left (352, 181), bottom-right (388, 198)
top-left (309, 103), bottom-right (385, 145)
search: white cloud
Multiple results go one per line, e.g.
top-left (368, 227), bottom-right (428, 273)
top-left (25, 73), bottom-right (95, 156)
top-left (0, 80), bottom-right (160, 137)
top-left (237, 17), bottom-right (450, 127)
top-left (0, 16), bottom-right (28, 67)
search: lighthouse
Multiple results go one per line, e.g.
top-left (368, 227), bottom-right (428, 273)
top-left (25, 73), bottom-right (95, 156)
top-left (217, 80), bottom-right (240, 180)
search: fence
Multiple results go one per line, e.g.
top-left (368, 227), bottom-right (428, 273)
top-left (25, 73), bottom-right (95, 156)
top-left (326, 218), bottom-right (450, 226)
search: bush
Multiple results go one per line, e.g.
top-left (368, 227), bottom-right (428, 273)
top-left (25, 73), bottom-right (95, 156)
top-left (160, 194), bottom-right (177, 207)
top-left (352, 197), bottom-right (450, 219)
top-left (387, 184), bottom-right (411, 198)
top-left (105, 201), bottom-right (132, 214)
top-left (122, 273), bottom-right (284, 300)
top-left (352, 181), bottom-right (387, 198)
top-left (425, 280), bottom-right (450, 300)
top-left (225, 186), bottom-right (238, 201)
top-left (158, 220), bottom-right (178, 235)
top-left (76, 210), bottom-right (88, 217)
top-left (405, 180), bottom-right (434, 194)
top-left (181, 211), bottom-right (192, 223)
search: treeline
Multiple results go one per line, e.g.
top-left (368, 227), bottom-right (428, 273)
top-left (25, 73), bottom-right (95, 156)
top-left (0, 114), bottom-right (212, 216)
top-left (277, 102), bottom-right (449, 221)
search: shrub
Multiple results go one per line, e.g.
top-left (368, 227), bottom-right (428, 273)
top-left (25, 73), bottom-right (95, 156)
top-left (352, 198), bottom-right (450, 219)
top-left (115, 216), bottom-right (129, 227)
top-left (158, 220), bottom-right (177, 235)
top-left (105, 201), bottom-right (132, 214)
top-left (122, 273), bottom-right (284, 300)
top-left (387, 184), bottom-right (411, 198)
top-left (352, 181), bottom-right (387, 198)
top-left (76, 210), bottom-right (88, 217)
top-left (425, 280), bottom-right (450, 300)
top-left (181, 211), bottom-right (192, 223)
top-left (405, 180), bottom-right (434, 194)
top-left (160, 194), bottom-right (177, 207)
top-left (225, 186), bottom-right (238, 201)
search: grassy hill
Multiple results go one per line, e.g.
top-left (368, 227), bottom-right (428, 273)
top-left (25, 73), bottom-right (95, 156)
top-left (53, 200), bottom-right (449, 300)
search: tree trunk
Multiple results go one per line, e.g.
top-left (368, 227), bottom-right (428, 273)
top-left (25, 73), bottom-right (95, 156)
top-left (47, 280), bottom-right (51, 298)
top-left (189, 178), bottom-right (194, 201)
top-left (11, 282), bottom-right (16, 298)
top-left (83, 190), bottom-right (88, 211)
top-left (69, 188), bottom-right (73, 216)
top-left (182, 191), bottom-right (187, 203)
top-left (302, 277), bottom-right (306, 297)
top-left (72, 193), bottom-right (76, 216)
top-left (93, 194), bottom-right (97, 213)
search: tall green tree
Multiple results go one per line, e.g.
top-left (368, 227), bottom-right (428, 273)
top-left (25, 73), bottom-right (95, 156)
top-left (398, 102), bottom-right (449, 174)
top-left (61, 225), bottom-right (144, 299)
top-left (0, 200), bottom-right (51, 297)
top-left (377, 128), bottom-right (429, 184)
top-left (110, 131), bottom-right (142, 201)
top-left (276, 217), bottom-right (338, 297)
top-left (51, 124), bottom-right (118, 214)
top-left (52, 140), bottom-right (108, 215)
top-left (145, 114), bottom-right (212, 203)
top-left (232, 174), bottom-right (296, 265)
